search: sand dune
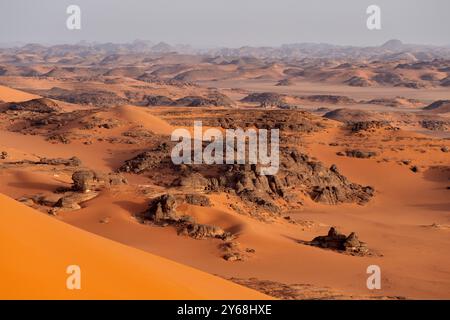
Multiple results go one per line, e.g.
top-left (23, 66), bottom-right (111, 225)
top-left (0, 193), bottom-right (269, 299)
top-left (112, 105), bottom-right (175, 135)
top-left (0, 84), bottom-right (40, 102)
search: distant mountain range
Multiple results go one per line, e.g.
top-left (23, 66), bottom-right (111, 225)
top-left (1, 39), bottom-right (450, 61)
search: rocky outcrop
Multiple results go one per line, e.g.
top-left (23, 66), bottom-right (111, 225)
top-left (348, 120), bottom-right (394, 133)
top-left (307, 227), bottom-right (370, 256)
top-left (177, 223), bottom-right (230, 240)
top-left (54, 191), bottom-right (99, 211)
top-left (72, 170), bottom-right (128, 192)
top-left (184, 194), bottom-right (211, 207)
top-left (118, 143), bottom-right (171, 173)
top-left (220, 241), bottom-right (255, 262)
top-left (144, 194), bottom-right (179, 222)
top-left (35, 87), bottom-right (128, 107)
top-left (6, 98), bottom-right (61, 113)
top-left (241, 92), bottom-right (287, 107)
top-left (173, 93), bottom-right (233, 107)
top-left (79, 116), bottom-right (121, 130)
top-left (142, 194), bottom-right (232, 241)
top-left (345, 76), bottom-right (371, 87)
top-left (174, 150), bottom-right (374, 212)
top-left (165, 109), bottom-right (327, 133)
top-left (419, 120), bottom-right (448, 131)
top-left (143, 95), bottom-right (175, 106)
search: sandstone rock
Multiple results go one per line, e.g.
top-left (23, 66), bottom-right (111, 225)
top-left (55, 191), bottom-right (99, 210)
top-left (0, 151), bottom-right (7, 159)
top-left (7, 98), bottom-right (60, 113)
top-left (144, 194), bottom-right (179, 222)
top-left (223, 252), bottom-right (243, 262)
top-left (173, 150), bottom-right (374, 213)
top-left (37, 193), bottom-right (62, 207)
top-left (184, 194), bottom-right (211, 207)
top-left (119, 143), bottom-right (171, 173)
top-left (241, 92), bottom-right (287, 107)
top-left (177, 223), bottom-right (231, 240)
top-left (309, 227), bottom-right (370, 256)
top-left (72, 170), bottom-right (95, 192)
top-left (174, 172), bottom-right (210, 190)
top-left (72, 170), bottom-right (127, 192)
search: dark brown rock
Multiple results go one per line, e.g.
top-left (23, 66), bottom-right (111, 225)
top-left (185, 194), bottom-right (211, 207)
top-left (309, 227), bottom-right (370, 256)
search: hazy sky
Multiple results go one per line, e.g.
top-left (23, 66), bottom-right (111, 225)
top-left (0, 0), bottom-right (449, 47)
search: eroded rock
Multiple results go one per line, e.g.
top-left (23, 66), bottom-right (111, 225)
top-left (72, 170), bottom-right (128, 192)
top-left (307, 227), bottom-right (371, 256)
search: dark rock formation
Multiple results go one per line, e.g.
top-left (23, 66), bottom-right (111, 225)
top-left (173, 93), bottom-right (233, 107)
top-left (345, 76), bottom-right (371, 87)
top-left (54, 191), bottom-right (99, 211)
top-left (344, 149), bottom-right (377, 159)
top-left (6, 98), bottom-right (61, 113)
top-left (72, 170), bottom-right (127, 192)
top-left (142, 193), bottom-right (231, 240)
top-left (308, 227), bottom-right (370, 256)
top-left (118, 142), bottom-right (171, 173)
top-left (184, 194), bottom-right (211, 207)
top-left (174, 150), bottom-right (374, 211)
top-left (241, 92), bottom-right (287, 107)
top-left (34, 87), bottom-right (128, 107)
top-left (143, 95), bottom-right (175, 106)
top-left (348, 121), bottom-right (394, 133)
top-left (419, 120), bottom-right (448, 131)
top-left (144, 194), bottom-right (179, 222)
top-left (177, 223), bottom-right (231, 240)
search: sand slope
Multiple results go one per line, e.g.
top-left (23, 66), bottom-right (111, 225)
top-left (113, 105), bottom-right (175, 135)
top-left (0, 193), bottom-right (269, 300)
top-left (0, 85), bottom-right (40, 102)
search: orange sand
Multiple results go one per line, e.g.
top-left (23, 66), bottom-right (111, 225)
top-left (0, 193), bottom-right (269, 300)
